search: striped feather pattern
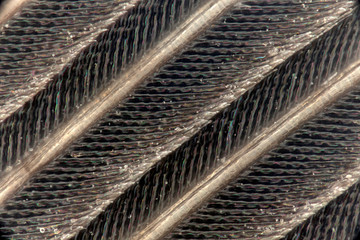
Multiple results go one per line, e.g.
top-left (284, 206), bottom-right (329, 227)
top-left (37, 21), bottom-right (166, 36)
top-left (0, 0), bottom-right (357, 239)
top-left (0, 0), bottom-right (202, 172)
top-left (167, 86), bottom-right (360, 239)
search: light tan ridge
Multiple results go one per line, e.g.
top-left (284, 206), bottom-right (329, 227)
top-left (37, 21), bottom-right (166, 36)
top-left (0, 0), bottom-right (30, 26)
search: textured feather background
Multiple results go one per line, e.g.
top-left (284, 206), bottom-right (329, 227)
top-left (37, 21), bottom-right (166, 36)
top-left (0, 0), bottom-right (360, 240)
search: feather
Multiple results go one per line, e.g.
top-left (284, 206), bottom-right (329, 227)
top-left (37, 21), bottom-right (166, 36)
top-left (0, 0), bottom-right (359, 239)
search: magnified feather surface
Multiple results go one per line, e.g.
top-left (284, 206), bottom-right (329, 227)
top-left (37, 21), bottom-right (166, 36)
top-left (0, 0), bottom-right (360, 240)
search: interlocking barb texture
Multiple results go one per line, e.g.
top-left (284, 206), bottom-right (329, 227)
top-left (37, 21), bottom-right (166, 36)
top-left (1, 0), bottom-right (360, 240)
